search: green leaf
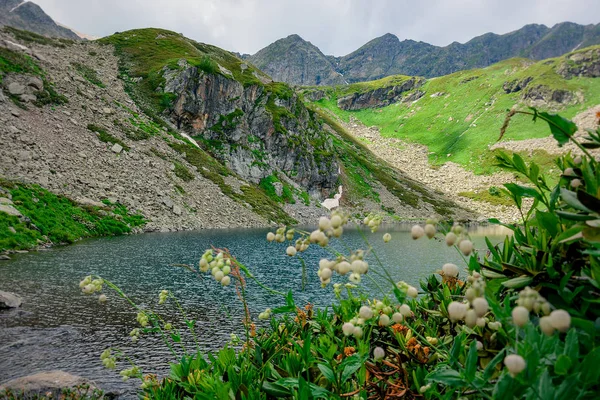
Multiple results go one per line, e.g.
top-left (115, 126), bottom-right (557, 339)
top-left (579, 347), bottom-right (600, 386)
top-left (483, 349), bottom-right (505, 380)
top-left (170, 332), bottom-right (181, 343)
top-left (262, 381), bottom-right (291, 397)
top-left (538, 111), bottom-right (577, 147)
top-left (577, 190), bottom-right (600, 213)
top-left (504, 183), bottom-right (541, 200)
top-left (317, 364), bottom-right (335, 383)
top-left (340, 354), bottom-right (362, 383)
top-left (561, 188), bottom-right (593, 212)
top-left (493, 374), bottom-right (518, 400)
top-left (555, 211), bottom-right (596, 221)
top-left (501, 276), bottom-right (533, 288)
top-left (554, 354), bottom-right (572, 376)
top-left (582, 227), bottom-right (600, 242)
top-left (464, 340), bottom-right (478, 382)
top-left (536, 211), bottom-right (559, 236)
top-left (426, 368), bottom-right (466, 387)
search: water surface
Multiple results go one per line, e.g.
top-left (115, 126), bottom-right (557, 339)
top-left (0, 225), bottom-right (506, 397)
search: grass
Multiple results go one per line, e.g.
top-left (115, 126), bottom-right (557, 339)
top-left (0, 178), bottom-right (145, 252)
top-left (87, 124), bottom-right (130, 151)
top-left (258, 175), bottom-right (295, 204)
top-left (173, 162), bottom-right (194, 182)
top-left (458, 189), bottom-right (514, 206)
top-left (311, 49), bottom-right (600, 175)
top-left (71, 62), bottom-right (105, 87)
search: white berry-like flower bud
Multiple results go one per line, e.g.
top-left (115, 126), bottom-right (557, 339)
top-left (337, 261), bottom-right (351, 275)
top-left (465, 309), bottom-right (478, 328)
top-left (392, 312), bottom-right (403, 323)
top-left (407, 286), bottom-right (418, 298)
top-left (349, 273), bottom-right (361, 284)
top-left (504, 354), bottom-right (526, 376)
top-left (98, 294), bottom-right (108, 303)
top-left (424, 224), bottom-right (436, 239)
top-left (321, 268), bottom-right (332, 280)
top-left (549, 309), bottom-right (571, 332)
top-left (539, 316), bottom-right (555, 336)
top-left (574, 156), bottom-right (582, 165)
top-left (359, 306), bottom-right (374, 320)
top-left (330, 215), bottom-right (342, 228)
top-left (214, 270), bottom-right (224, 282)
top-left (353, 326), bottom-right (363, 339)
top-left (564, 167), bottom-right (575, 176)
top-left (571, 179), bottom-right (582, 189)
top-left (472, 297), bottom-right (489, 317)
top-left (476, 317), bottom-right (486, 328)
top-left (221, 276), bottom-right (231, 286)
top-left (459, 240), bottom-right (474, 256)
top-left (442, 263), bottom-right (459, 278)
top-left (379, 314), bottom-right (391, 327)
top-left (399, 304), bottom-right (412, 317)
top-left (411, 225), bottom-right (425, 240)
top-left (286, 246), bottom-right (297, 257)
top-left (465, 288), bottom-right (476, 302)
top-left (266, 232), bottom-right (275, 242)
top-left (512, 306), bottom-right (530, 327)
top-left (476, 340), bottom-right (483, 351)
top-left (383, 233), bottom-right (392, 243)
top-left (342, 322), bottom-right (354, 336)
top-left (373, 347), bottom-right (385, 361)
top-left (448, 301), bottom-right (467, 322)
top-left (319, 217), bottom-right (331, 231)
top-left (445, 232), bottom-right (457, 246)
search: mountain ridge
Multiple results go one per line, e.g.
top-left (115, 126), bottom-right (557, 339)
top-left (247, 21), bottom-right (600, 85)
top-left (0, 0), bottom-right (80, 40)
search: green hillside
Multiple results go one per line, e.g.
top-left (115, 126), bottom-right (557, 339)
top-left (309, 46), bottom-right (600, 175)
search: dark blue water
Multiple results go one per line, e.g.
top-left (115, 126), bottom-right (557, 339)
top-left (0, 225), bottom-right (507, 397)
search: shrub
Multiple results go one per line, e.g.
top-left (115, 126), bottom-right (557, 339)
top-left (81, 109), bottom-right (600, 399)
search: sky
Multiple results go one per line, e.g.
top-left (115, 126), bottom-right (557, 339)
top-left (32, 0), bottom-right (600, 56)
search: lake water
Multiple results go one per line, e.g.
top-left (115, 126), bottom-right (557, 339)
top-left (0, 225), bottom-right (508, 398)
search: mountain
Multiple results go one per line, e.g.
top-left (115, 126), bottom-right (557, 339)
top-left (246, 34), bottom-right (346, 86)
top-left (250, 22), bottom-right (600, 85)
top-left (0, 0), bottom-right (80, 40)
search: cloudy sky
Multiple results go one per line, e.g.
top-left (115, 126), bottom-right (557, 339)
top-left (34, 0), bottom-right (600, 55)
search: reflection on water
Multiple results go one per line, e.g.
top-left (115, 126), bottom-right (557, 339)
top-left (0, 225), bottom-right (507, 398)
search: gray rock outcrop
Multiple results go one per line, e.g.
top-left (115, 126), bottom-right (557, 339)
top-left (337, 77), bottom-right (425, 110)
top-left (0, 370), bottom-right (97, 395)
top-left (0, 290), bottom-right (22, 308)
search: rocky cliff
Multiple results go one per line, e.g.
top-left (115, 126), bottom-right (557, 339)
top-left (0, 0), bottom-right (80, 41)
top-left (249, 21), bottom-right (600, 85)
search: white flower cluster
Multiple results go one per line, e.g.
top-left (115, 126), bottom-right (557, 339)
top-left (540, 310), bottom-right (571, 336)
top-left (412, 223), bottom-right (474, 256)
top-left (318, 250), bottom-right (368, 287)
top-left (199, 250), bottom-right (232, 286)
top-left (79, 276), bottom-right (104, 295)
top-left (258, 308), bottom-right (272, 320)
top-left (504, 354), bottom-right (526, 377)
top-left (396, 281), bottom-right (419, 298)
top-left (363, 213), bottom-right (383, 233)
top-left (158, 290), bottom-right (169, 305)
top-left (342, 300), bottom-right (412, 339)
top-left (332, 283), bottom-right (357, 296)
top-left (120, 365), bottom-right (141, 382)
top-left (100, 349), bottom-right (116, 369)
top-left (136, 312), bottom-right (149, 328)
top-left (130, 328), bottom-right (141, 343)
top-left (516, 286), bottom-right (550, 315)
top-left (448, 272), bottom-right (490, 327)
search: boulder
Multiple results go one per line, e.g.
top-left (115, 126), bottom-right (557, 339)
top-left (7, 82), bottom-right (26, 96)
top-left (0, 204), bottom-right (22, 217)
top-left (26, 77), bottom-right (44, 91)
top-left (172, 204), bottom-right (182, 215)
top-left (0, 371), bottom-right (98, 396)
top-left (111, 143), bottom-right (123, 154)
top-left (0, 291), bottom-right (22, 308)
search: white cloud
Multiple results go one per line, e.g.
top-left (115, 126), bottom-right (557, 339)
top-left (34, 0), bottom-right (600, 55)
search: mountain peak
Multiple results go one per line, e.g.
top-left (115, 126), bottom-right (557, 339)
top-left (0, 0), bottom-right (81, 40)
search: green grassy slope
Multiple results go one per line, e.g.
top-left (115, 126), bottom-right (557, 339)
top-left (310, 47), bottom-right (600, 175)
top-left (0, 179), bottom-right (145, 252)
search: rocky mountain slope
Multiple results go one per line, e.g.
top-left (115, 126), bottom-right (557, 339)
top-left (246, 34), bottom-right (346, 86)
top-left (306, 45), bottom-right (600, 215)
top-left (0, 26), bottom-right (470, 251)
top-left (0, 0), bottom-right (80, 40)
top-left (249, 21), bottom-right (600, 85)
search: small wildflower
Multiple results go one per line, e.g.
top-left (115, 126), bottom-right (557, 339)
top-left (465, 309), bottom-right (477, 328)
top-left (411, 225), bottom-right (425, 240)
top-left (164, 323), bottom-right (172, 331)
top-left (445, 232), bottom-right (457, 246)
top-left (563, 167), bottom-right (575, 176)
top-left (349, 272), bottom-right (361, 284)
top-left (459, 240), bottom-right (474, 256)
top-left (373, 347), bottom-right (385, 361)
top-left (319, 217), bottom-right (332, 231)
top-left (476, 317), bottom-right (486, 328)
top-left (472, 297), bottom-right (489, 317)
top-left (337, 261), bottom-right (351, 275)
top-left (549, 309), bottom-right (571, 332)
top-left (383, 233), bottom-right (392, 243)
top-left (504, 354), bottom-right (526, 377)
top-left (286, 246), bottom-right (297, 257)
top-left (258, 308), bottom-right (272, 320)
top-left (512, 306), bottom-right (530, 327)
top-left (407, 286), bottom-right (418, 298)
top-left (136, 312), bottom-right (149, 327)
top-left (352, 326), bottom-right (363, 339)
top-left (359, 306), bottom-right (374, 320)
top-left (221, 275), bottom-right (231, 286)
top-left (342, 322), bottom-right (355, 336)
top-left (571, 179), bottom-right (582, 189)
top-left (442, 263), bottom-right (459, 278)
top-left (331, 214), bottom-right (342, 228)
top-left (539, 316), bottom-right (555, 336)
top-left (378, 314), bottom-right (391, 327)
top-left (158, 290), bottom-right (168, 305)
top-left (392, 312), bottom-right (404, 323)
top-left (424, 224), bottom-right (436, 239)
top-left (266, 232), bottom-right (275, 242)
top-left (98, 294), bottom-right (108, 304)
top-left (448, 301), bottom-right (467, 322)
top-left (399, 304), bottom-right (412, 317)
top-left (419, 384), bottom-right (431, 393)
top-left (476, 340), bottom-right (483, 351)
top-left (574, 155), bottom-right (582, 165)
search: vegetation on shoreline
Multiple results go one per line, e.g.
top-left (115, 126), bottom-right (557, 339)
top-left (0, 178), bottom-right (145, 252)
top-left (75, 110), bottom-right (600, 399)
